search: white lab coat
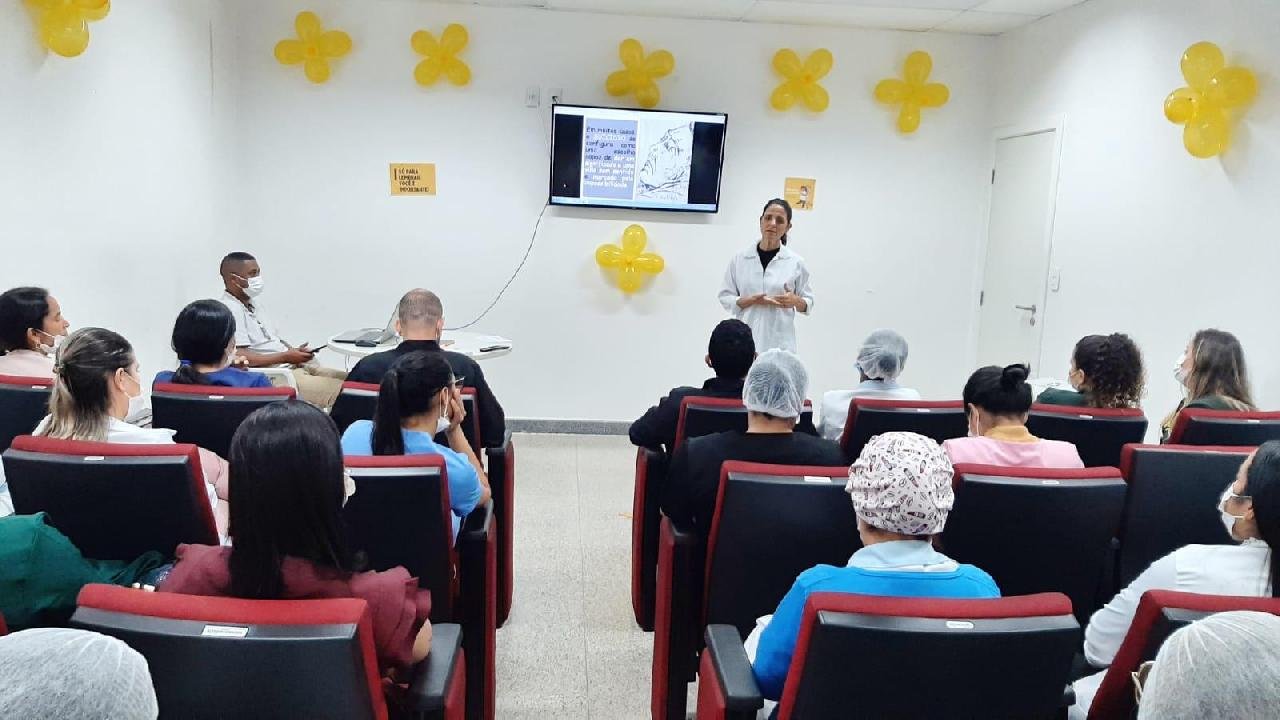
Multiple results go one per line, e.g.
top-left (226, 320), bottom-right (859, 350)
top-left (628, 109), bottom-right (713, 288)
top-left (718, 244), bottom-right (814, 353)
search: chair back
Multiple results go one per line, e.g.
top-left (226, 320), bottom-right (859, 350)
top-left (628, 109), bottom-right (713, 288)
top-left (674, 397), bottom-right (816, 450)
top-left (1026, 404), bottom-right (1148, 468)
top-left (331, 381), bottom-right (380, 433)
top-left (943, 464), bottom-right (1126, 624)
top-left (0, 374), bottom-right (52, 453)
top-left (1169, 408), bottom-right (1280, 446)
top-left (342, 454), bottom-right (457, 621)
top-left (72, 584), bottom-right (387, 720)
top-left (704, 462), bottom-right (860, 638)
top-left (151, 383), bottom-right (296, 458)
top-left (778, 592), bottom-right (1079, 720)
top-left (1117, 444), bottom-right (1251, 587)
top-left (839, 398), bottom-right (966, 463)
top-left (3, 435), bottom-right (218, 560)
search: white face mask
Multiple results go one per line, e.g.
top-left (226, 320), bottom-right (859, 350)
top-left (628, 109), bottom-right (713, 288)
top-left (1218, 486), bottom-right (1247, 541)
top-left (967, 408), bottom-right (981, 438)
top-left (35, 329), bottom-right (64, 357)
top-left (1174, 353), bottom-right (1190, 387)
top-left (342, 470), bottom-right (356, 507)
top-left (234, 273), bottom-right (265, 299)
top-left (123, 371), bottom-right (150, 420)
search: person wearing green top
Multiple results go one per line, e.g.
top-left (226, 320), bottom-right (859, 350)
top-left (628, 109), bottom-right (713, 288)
top-left (1161, 329), bottom-right (1255, 442)
top-left (1038, 334), bottom-right (1145, 410)
top-left (0, 513), bottom-right (164, 630)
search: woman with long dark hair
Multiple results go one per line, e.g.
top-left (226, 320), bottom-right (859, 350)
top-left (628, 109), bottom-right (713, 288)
top-left (160, 401), bottom-right (431, 673)
top-left (340, 352), bottom-right (489, 538)
top-left (717, 198), bottom-right (814, 353)
top-left (0, 286), bottom-right (70, 378)
top-left (155, 300), bottom-right (271, 388)
top-left (1161, 329), bottom-right (1254, 441)
top-left (1071, 440), bottom-right (1280, 715)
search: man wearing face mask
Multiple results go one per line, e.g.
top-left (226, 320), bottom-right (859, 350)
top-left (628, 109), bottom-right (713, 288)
top-left (0, 287), bottom-right (71, 378)
top-left (217, 252), bottom-right (347, 409)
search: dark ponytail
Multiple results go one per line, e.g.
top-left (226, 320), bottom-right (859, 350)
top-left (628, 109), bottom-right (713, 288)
top-left (1244, 441), bottom-right (1280, 597)
top-left (369, 351), bottom-right (453, 456)
top-left (169, 300), bottom-right (237, 386)
top-left (962, 363), bottom-right (1033, 418)
top-left (761, 198), bottom-right (793, 245)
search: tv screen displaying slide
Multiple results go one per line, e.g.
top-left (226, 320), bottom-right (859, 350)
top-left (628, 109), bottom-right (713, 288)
top-left (549, 104), bottom-right (728, 213)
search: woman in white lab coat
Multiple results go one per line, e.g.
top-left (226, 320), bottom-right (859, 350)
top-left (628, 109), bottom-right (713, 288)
top-left (718, 199), bottom-right (814, 353)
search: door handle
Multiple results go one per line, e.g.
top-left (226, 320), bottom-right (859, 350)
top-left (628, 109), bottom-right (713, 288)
top-left (1014, 304), bottom-right (1037, 313)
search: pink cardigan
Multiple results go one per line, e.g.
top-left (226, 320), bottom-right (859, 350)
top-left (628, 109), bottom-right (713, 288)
top-left (942, 426), bottom-right (1084, 469)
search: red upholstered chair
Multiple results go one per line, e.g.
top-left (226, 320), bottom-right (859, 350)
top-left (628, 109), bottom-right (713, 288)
top-left (0, 374), bottom-right (52, 453)
top-left (697, 592), bottom-right (1079, 720)
top-left (1087, 590), bottom-right (1280, 720)
top-left (2, 435), bottom-right (218, 560)
top-left (838, 398), bottom-right (967, 464)
top-left (150, 382), bottom-right (296, 459)
top-left (1168, 408), bottom-right (1280, 446)
top-left (0, 610), bottom-right (8, 636)
top-left (1116, 444), bottom-right (1252, 587)
top-left (1026, 404), bottom-right (1149, 468)
top-left (343, 455), bottom-right (496, 720)
top-left (72, 584), bottom-right (465, 720)
top-left (652, 461), bottom-right (858, 720)
top-left (331, 380), bottom-right (380, 433)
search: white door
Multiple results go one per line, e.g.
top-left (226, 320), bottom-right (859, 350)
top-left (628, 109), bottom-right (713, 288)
top-left (976, 130), bottom-right (1059, 371)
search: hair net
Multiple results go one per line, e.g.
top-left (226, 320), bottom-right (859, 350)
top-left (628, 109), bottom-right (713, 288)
top-left (856, 329), bottom-right (909, 381)
top-left (743, 349), bottom-right (808, 419)
top-left (846, 432), bottom-right (954, 535)
top-left (0, 628), bottom-right (158, 720)
top-left (1137, 610), bottom-right (1280, 720)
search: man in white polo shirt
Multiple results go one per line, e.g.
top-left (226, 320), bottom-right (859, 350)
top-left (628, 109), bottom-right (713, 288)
top-left (217, 252), bottom-right (346, 409)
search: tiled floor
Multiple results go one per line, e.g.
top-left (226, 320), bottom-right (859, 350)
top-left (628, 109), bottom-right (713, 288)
top-left (495, 433), bottom-right (658, 720)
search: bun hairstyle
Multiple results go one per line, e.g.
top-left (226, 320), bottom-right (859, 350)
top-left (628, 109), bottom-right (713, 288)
top-left (760, 198), bottom-right (793, 245)
top-left (962, 363), bottom-right (1033, 418)
top-left (1072, 333), bottom-right (1145, 408)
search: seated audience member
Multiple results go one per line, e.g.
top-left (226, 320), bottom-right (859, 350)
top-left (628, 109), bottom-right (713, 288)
top-left (1070, 441), bottom-right (1280, 716)
top-left (661, 349), bottom-right (844, 539)
top-left (154, 300), bottom-right (272, 388)
top-left (747, 432), bottom-right (999, 700)
top-left (346, 289), bottom-right (506, 448)
top-left (629, 319), bottom-right (755, 453)
top-left (342, 352), bottom-right (489, 539)
top-left (1037, 333), bottom-right (1145, 409)
top-left (217, 252), bottom-right (346, 409)
top-left (161, 401), bottom-right (432, 675)
top-left (0, 286), bottom-right (70, 377)
top-left (30, 328), bottom-right (230, 536)
top-left (818, 328), bottom-right (921, 442)
top-left (0, 627), bottom-right (159, 720)
top-left (1161, 328), bottom-right (1254, 442)
top-left (942, 364), bottom-right (1084, 469)
top-left (1136, 611), bottom-right (1280, 720)
top-left (0, 512), bottom-right (164, 630)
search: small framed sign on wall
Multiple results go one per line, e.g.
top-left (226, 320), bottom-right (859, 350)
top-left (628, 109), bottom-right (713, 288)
top-left (390, 163), bottom-right (436, 196)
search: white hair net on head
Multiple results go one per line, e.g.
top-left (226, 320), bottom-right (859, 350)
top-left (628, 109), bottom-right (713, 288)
top-left (0, 627), bottom-right (158, 720)
top-left (856, 329), bottom-right (909, 381)
top-left (743, 349), bottom-right (808, 419)
top-left (1137, 610), bottom-right (1280, 720)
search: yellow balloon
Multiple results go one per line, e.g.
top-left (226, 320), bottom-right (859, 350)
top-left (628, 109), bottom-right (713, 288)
top-left (1181, 41), bottom-right (1224, 90)
top-left (645, 50), bottom-right (675, 77)
top-left (634, 80), bottom-right (661, 109)
top-left (605, 70), bottom-right (630, 96)
top-left (275, 39), bottom-right (306, 64)
top-left (904, 51), bottom-right (933, 85)
top-left (304, 58), bottom-right (330, 84)
top-left (415, 59), bottom-right (443, 86)
top-left (1183, 108), bottom-right (1229, 158)
top-left (76, 0), bottom-right (109, 22)
top-left (411, 30), bottom-right (439, 56)
top-left (897, 104), bottom-right (922, 134)
top-left (445, 58), bottom-right (470, 86)
top-left (772, 49), bottom-right (802, 78)
top-left (1163, 87), bottom-right (1200, 124)
top-left (295, 11), bottom-right (323, 42)
top-left (916, 83), bottom-right (950, 108)
top-left (770, 84), bottom-right (796, 111)
top-left (800, 83), bottom-right (829, 113)
top-left (632, 254), bottom-right (665, 274)
top-left (619, 38), bottom-right (644, 68)
top-left (318, 30), bottom-right (351, 58)
top-left (596, 244), bottom-right (625, 268)
top-left (440, 23), bottom-right (468, 54)
top-left (1205, 67), bottom-right (1257, 108)
top-left (621, 224), bottom-right (647, 256)
top-left (41, 11), bottom-right (89, 57)
top-left (803, 48), bottom-right (833, 80)
top-left (874, 79), bottom-right (910, 104)
top-left (618, 267), bottom-right (644, 294)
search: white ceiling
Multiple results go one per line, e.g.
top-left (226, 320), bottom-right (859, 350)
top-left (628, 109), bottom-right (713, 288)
top-left (432, 0), bottom-right (1091, 35)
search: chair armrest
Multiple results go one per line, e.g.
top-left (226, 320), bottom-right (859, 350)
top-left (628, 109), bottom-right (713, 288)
top-left (457, 500), bottom-right (496, 720)
top-left (406, 623), bottom-right (464, 713)
top-left (701, 625), bottom-right (763, 715)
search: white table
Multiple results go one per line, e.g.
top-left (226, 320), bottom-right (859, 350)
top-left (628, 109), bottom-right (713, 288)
top-left (327, 330), bottom-right (513, 364)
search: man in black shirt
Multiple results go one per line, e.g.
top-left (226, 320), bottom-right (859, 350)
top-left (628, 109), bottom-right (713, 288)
top-left (629, 319), bottom-right (755, 454)
top-left (662, 349), bottom-right (844, 539)
top-left (347, 289), bottom-right (506, 448)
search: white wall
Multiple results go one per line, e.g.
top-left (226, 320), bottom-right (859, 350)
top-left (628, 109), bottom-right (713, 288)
top-left (0, 0), bottom-right (231, 376)
top-left (994, 0), bottom-right (1280, 434)
top-left (229, 0), bottom-right (996, 422)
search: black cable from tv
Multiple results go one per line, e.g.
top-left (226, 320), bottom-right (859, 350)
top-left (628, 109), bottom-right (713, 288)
top-left (445, 203), bottom-right (549, 331)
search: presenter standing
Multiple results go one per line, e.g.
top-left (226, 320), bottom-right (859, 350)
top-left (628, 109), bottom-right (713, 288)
top-left (718, 199), bottom-right (814, 353)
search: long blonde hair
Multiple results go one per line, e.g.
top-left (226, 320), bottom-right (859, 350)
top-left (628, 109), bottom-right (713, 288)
top-left (1162, 329), bottom-right (1255, 433)
top-left (38, 327), bottom-right (135, 442)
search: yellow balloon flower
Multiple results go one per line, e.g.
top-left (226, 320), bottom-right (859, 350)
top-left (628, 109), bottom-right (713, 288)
top-left (274, 11), bottom-right (352, 84)
top-left (412, 24), bottom-right (471, 87)
top-left (873, 51), bottom-right (950, 134)
top-left (595, 225), bottom-right (665, 294)
top-left (1164, 41), bottom-right (1257, 159)
top-left (770, 48), bottom-right (833, 113)
top-left (25, 0), bottom-right (110, 58)
top-left (605, 39), bottom-right (675, 109)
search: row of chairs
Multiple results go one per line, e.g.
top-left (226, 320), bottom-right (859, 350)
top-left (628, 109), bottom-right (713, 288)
top-left (649, 444), bottom-right (1252, 719)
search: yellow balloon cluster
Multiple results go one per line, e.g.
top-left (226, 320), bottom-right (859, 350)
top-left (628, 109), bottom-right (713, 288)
top-left (874, 51), bottom-right (950, 134)
top-left (1164, 42), bottom-right (1258, 159)
top-left (605, 39), bottom-right (675, 109)
top-left (595, 225), bottom-right (665, 294)
top-left (274, 11), bottom-right (352, 84)
top-left (770, 49), bottom-right (833, 113)
top-left (412, 24), bottom-right (471, 87)
top-left (25, 0), bottom-right (109, 58)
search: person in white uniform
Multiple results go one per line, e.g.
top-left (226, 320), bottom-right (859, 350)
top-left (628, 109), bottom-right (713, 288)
top-left (1069, 440), bottom-right (1280, 718)
top-left (718, 199), bottom-right (814, 353)
top-left (818, 329), bottom-right (921, 441)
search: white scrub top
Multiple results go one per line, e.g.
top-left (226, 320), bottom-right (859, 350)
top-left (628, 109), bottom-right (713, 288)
top-left (718, 244), bottom-right (814, 353)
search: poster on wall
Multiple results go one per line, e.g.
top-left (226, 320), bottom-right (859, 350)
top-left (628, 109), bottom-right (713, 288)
top-left (390, 164), bottom-right (437, 196)
top-left (784, 177), bottom-right (816, 210)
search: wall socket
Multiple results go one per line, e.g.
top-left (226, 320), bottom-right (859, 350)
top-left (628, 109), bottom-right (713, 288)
top-left (524, 86), bottom-right (540, 108)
